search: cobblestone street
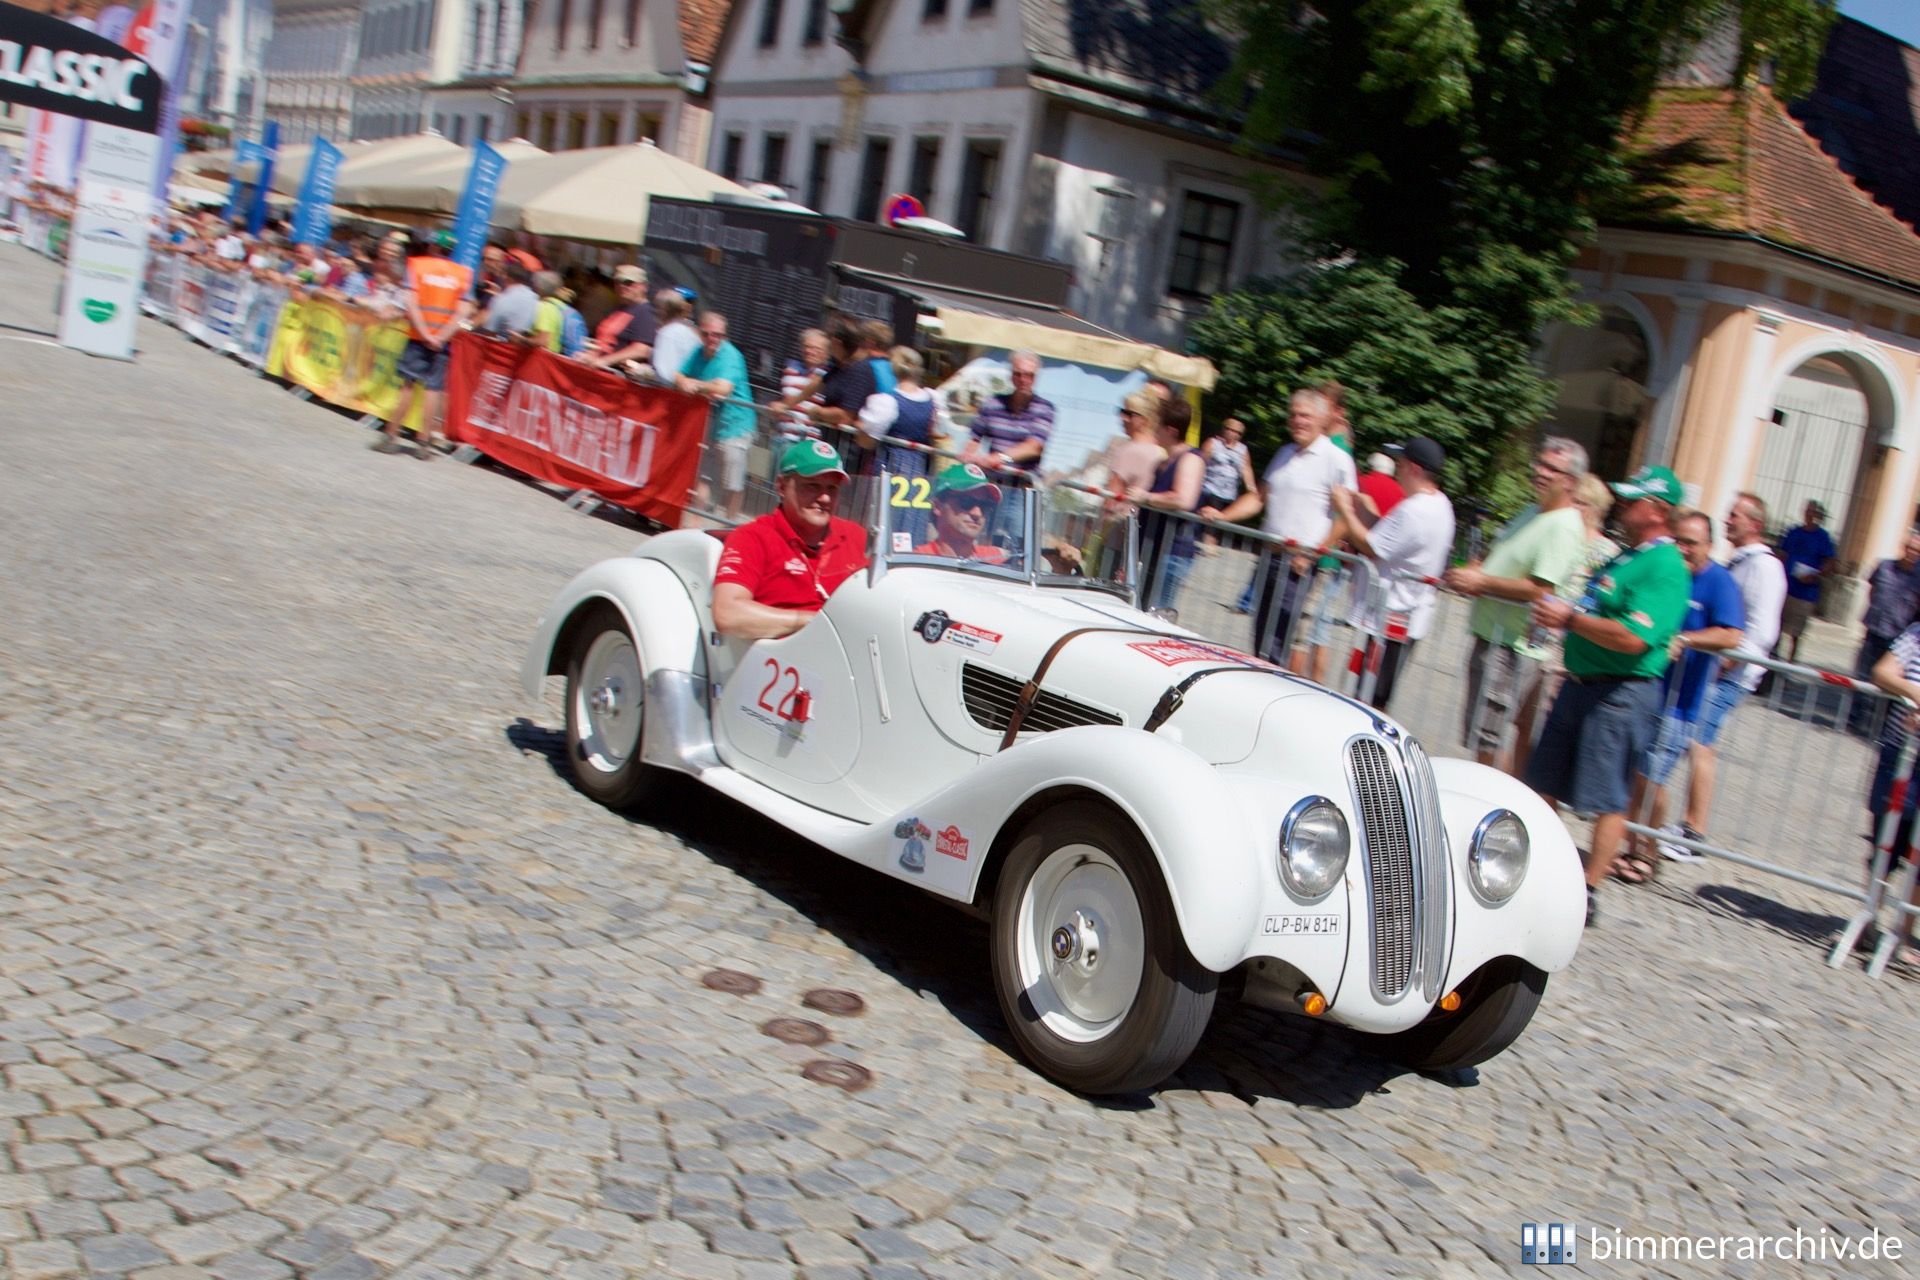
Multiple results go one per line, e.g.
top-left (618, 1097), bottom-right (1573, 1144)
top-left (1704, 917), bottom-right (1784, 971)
top-left (0, 243), bottom-right (1915, 1279)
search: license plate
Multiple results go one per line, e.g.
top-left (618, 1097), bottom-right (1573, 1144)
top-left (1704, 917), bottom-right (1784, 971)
top-left (1262, 914), bottom-right (1342, 936)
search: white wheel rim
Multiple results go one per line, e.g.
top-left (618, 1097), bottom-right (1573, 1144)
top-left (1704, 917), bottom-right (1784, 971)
top-left (1015, 843), bottom-right (1145, 1043)
top-left (574, 630), bottom-right (642, 773)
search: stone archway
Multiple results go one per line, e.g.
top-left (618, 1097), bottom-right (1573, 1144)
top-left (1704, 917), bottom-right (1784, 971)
top-left (1538, 306), bottom-right (1656, 479)
top-left (1757, 345), bottom-right (1904, 619)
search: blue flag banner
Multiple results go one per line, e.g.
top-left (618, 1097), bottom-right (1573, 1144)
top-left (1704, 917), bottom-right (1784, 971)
top-left (246, 120), bottom-right (278, 235)
top-left (451, 141), bottom-right (506, 276)
top-left (292, 137), bottom-right (343, 245)
top-left (223, 139), bottom-right (261, 220)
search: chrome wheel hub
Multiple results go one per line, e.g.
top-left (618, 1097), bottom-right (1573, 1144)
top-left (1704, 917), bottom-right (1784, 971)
top-left (1017, 845), bottom-right (1145, 1042)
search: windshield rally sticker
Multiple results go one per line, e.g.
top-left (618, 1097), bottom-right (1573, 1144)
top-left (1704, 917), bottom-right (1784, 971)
top-left (914, 611), bottom-right (1001, 654)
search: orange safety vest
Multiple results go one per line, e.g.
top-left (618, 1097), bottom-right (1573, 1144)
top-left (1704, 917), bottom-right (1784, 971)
top-left (406, 256), bottom-right (473, 340)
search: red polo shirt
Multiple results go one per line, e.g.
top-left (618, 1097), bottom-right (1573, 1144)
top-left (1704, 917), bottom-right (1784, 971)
top-left (715, 508), bottom-right (869, 611)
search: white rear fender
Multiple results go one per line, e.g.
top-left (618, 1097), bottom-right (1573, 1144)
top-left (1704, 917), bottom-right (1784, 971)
top-left (520, 557), bottom-right (705, 701)
top-left (826, 726), bottom-right (1264, 973)
top-left (1429, 757), bottom-right (1585, 979)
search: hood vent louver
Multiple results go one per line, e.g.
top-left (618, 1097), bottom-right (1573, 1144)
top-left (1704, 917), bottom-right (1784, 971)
top-left (961, 663), bottom-right (1123, 735)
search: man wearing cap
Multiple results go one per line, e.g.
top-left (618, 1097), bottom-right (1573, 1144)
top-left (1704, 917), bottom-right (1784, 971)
top-left (915, 465), bottom-right (1010, 563)
top-left (1776, 499), bottom-right (1836, 665)
top-left (1329, 436), bottom-right (1455, 711)
top-left (375, 229), bottom-right (474, 458)
top-left (583, 265), bottom-right (656, 371)
top-left (712, 441), bottom-right (869, 640)
top-left (1525, 465), bottom-right (1693, 926)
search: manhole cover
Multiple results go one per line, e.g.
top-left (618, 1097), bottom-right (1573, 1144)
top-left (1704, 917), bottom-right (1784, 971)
top-left (761, 1018), bottom-right (830, 1046)
top-left (801, 988), bottom-right (865, 1016)
top-left (701, 969), bottom-right (762, 995)
top-left (801, 1059), bottom-right (874, 1092)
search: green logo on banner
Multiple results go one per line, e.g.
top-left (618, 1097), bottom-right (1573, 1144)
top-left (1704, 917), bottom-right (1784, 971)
top-left (81, 299), bottom-right (116, 324)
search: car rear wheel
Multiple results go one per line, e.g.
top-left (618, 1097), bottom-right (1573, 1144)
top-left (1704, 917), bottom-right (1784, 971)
top-left (991, 802), bottom-right (1216, 1094)
top-left (564, 607), bottom-right (658, 810)
top-left (1369, 956), bottom-right (1547, 1072)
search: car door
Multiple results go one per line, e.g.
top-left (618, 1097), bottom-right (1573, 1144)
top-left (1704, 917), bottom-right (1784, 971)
top-left (714, 613), bottom-right (863, 800)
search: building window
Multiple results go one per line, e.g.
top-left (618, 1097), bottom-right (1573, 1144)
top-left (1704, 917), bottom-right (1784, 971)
top-left (761, 132), bottom-right (789, 187)
top-left (587, 0), bottom-right (604, 48)
top-left (757, 0), bottom-right (783, 48)
top-left (568, 111), bottom-right (589, 150)
top-left (855, 137), bottom-right (892, 222)
top-left (908, 136), bottom-right (940, 206)
top-left (414, 0), bottom-right (430, 50)
top-left (967, 0), bottom-right (990, 14)
top-left (1167, 191), bottom-right (1240, 298)
top-left (477, 115), bottom-right (492, 141)
top-left (956, 138), bottom-right (999, 239)
top-left (555, 0), bottom-right (571, 49)
top-left (719, 131), bottom-right (744, 180)
top-left (805, 138), bottom-right (832, 211)
top-left (802, 0), bottom-right (825, 45)
top-left (624, 0), bottom-right (641, 46)
top-left (450, 115), bottom-right (466, 143)
top-left (923, 0), bottom-right (946, 17)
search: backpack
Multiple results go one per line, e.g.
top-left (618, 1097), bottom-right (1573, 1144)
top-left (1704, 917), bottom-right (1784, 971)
top-left (557, 302), bottom-right (588, 357)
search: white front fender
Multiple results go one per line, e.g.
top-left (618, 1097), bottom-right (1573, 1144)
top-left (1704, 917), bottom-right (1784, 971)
top-left (825, 726), bottom-right (1267, 973)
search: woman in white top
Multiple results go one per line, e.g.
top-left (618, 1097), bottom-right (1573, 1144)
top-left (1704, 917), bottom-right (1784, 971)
top-left (858, 346), bottom-right (951, 478)
top-left (648, 289), bottom-right (699, 382)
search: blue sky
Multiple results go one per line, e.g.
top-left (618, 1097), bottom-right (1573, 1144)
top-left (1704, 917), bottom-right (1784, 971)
top-left (1838, 0), bottom-right (1920, 48)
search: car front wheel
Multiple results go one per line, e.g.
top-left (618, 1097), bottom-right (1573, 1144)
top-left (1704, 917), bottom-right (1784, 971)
top-left (1368, 956), bottom-right (1547, 1072)
top-left (991, 802), bottom-right (1216, 1094)
top-left (563, 606), bottom-right (657, 810)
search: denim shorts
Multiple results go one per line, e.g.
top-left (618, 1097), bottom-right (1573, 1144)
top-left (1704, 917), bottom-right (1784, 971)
top-left (1694, 676), bottom-right (1746, 748)
top-left (1639, 712), bottom-right (1694, 786)
top-left (1525, 676), bottom-right (1662, 816)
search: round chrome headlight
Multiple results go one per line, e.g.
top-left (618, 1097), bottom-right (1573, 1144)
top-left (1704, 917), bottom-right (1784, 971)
top-left (1469, 810), bottom-right (1529, 904)
top-left (1278, 797), bottom-right (1349, 900)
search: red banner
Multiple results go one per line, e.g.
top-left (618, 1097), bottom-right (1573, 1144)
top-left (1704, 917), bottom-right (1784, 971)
top-left (444, 333), bottom-right (709, 526)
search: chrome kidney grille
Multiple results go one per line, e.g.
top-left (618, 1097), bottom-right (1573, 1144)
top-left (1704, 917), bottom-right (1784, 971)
top-left (1347, 736), bottom-right (1451, 1003)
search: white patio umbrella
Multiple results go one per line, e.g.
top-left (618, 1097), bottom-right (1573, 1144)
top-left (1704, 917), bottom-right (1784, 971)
top-left (331, 138), bottom-right (547, 213)
top-left (487, 141), bottom-right (757, 244)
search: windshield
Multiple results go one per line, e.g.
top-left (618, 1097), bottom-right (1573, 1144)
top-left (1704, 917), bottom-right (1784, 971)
top-left (875, 467), bottom-right (1137, 599)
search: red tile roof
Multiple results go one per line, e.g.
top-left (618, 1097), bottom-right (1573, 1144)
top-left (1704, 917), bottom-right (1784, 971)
top-left (1622, 87), bottom-right (1920, 291)
top-left (679, 0), bottom-right (730, 67)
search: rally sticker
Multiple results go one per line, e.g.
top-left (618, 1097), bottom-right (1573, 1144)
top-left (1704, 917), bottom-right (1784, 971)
top-left (895, 817), bottom-right (931, 873)
top-left (1262, 914), bottom-right (1342, 937)
top-left (941, 622), bottom-right (1001, 655)
top-left (1127, 638), bottom-right (1274, 668)
top-left (892, 531), bottom-right (914, 552)
top-left (935, 824), bottom-right (971, 861)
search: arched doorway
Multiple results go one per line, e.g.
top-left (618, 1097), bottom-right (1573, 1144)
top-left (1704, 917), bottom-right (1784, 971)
top-left (1755, 352), bottom-right (1897, 620)
top-left (1538, 307), bottom-right (1654, 479)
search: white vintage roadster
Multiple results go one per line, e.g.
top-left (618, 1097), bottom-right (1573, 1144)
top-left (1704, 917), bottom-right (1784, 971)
top-left (522, 472), bottom-right (1584, 1093)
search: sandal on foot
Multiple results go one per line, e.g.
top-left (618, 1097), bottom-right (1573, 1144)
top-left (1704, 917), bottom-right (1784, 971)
top-left (1612, 851), bottom-right (1658, 885)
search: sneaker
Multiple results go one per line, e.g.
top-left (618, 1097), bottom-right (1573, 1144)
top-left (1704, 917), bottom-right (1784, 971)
top-left (415, 443), bottom-right (438, 460)
top-left (370, 437), bottom-right (403, 454)
top-left (1585, 886), bottom-right (1599, 928)
top-left (1656, 823), bottom-right (1705, 862)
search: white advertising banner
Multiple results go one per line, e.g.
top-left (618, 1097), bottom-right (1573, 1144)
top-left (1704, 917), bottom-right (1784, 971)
top-left (58, 124), bottom-right (158, 360)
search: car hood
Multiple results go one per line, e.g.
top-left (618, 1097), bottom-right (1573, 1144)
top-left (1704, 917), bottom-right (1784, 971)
top-left (885, 572), bottom-right (1375, 765)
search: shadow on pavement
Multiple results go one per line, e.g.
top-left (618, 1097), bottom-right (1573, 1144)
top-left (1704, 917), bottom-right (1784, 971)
top-left (505, 715), bottom-right (1443, 1110)
top-left (1692, 881), bottom-right (1851, 950)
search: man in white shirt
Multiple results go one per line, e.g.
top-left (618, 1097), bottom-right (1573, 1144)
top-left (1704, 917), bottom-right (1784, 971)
top-left (213, 217), bottom-right (248, 263)
top-left (1331, 436), bottom-right (1456, 711)
top-left (1660, 490), bottom-right (1788, 859)
top-left (1204, 384), bottom-right (1357, 666)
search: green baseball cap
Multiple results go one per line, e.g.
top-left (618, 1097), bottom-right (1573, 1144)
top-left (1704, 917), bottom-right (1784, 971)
top-left (431, 229), bottom-right (457, 251)
top-left (1610, 464), bottom-right (1684, 505)
top-left (778, 438), bottom-right (849, 478)
top-left (931, 463), bottom-right (1002, 504)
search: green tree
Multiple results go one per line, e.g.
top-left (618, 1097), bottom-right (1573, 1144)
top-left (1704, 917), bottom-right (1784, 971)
top-left (1196, 0), bottom-right (1833, 512)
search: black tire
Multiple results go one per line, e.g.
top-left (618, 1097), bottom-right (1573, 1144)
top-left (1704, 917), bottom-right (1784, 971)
top-left (1370, 957), bottom-right (1547, 1072)
top-left (990, 801), bottom-right (1217, 1094)
top-left (562, 606), bottom-right (659, 811)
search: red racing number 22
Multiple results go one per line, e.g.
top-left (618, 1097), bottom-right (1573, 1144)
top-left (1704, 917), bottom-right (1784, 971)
top-left (757, 659), bottom-right (805, 720)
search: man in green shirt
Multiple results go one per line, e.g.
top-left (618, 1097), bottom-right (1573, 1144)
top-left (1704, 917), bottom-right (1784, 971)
top-left (1446, 436), bottom-right (1592, 773)
top-left (1524, 464), bottom-right (1692, 926)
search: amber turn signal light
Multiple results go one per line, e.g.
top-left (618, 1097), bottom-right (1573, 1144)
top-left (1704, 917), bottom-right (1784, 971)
top-left (1296, 990), bottom-right (1327, 1016)
top-left (1439, 990), bottom-right (1462, 1012)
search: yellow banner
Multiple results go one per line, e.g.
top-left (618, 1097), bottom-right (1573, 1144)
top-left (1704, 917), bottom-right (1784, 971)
top-left (266, 295), bottom-right (425, 428)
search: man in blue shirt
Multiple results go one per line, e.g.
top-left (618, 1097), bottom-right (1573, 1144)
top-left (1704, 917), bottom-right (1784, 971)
top-left (677, 311), bottom-right (756, 520)
top-left (1617, 510), bottom-right (1745, 883)
top-left (962, 350), bottom-right (1054, 475)
top-left (1777, 499), bottom-right (1835, 664)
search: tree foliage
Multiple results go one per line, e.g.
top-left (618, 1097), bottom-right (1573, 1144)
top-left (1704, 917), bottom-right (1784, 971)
top-left (1195, 0), bottom-right (1834, 512)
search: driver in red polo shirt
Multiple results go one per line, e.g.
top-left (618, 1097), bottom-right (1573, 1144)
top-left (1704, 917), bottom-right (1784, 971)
top-left (712, 440), bottom-right (870, 639)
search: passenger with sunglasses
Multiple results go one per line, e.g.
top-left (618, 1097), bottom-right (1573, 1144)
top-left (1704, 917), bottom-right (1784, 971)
top-left (915, 466), bottom-right (1012, 564)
